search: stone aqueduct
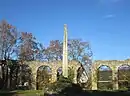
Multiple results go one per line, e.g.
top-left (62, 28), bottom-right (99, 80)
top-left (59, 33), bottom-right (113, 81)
top-left (25, 59), bottom-right (130, 90)
top-left (92, 60), bottom-right (130, 90)
top-left (25, 60), bottom-right (81, 90)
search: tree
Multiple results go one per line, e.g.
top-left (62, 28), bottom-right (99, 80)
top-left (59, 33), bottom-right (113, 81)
top-left (35, 43), bottom-right (45, 61)
top-left (43, 40), bottom-right (62, 62)
top-left (37, 66), bottom-right (51, 90)
top-left (0, 20), bottom-right (18, 60)
top-left (0, 20), bottom-right (18, 89)
top-left (68, 39), bottom-right (93, 88)
top-left (42, 39), bottom-right (93, 88)
top-left (18, 32), bottom-right (42, 61)
top-left (68, 39), bottom-right (92, 62)
top-left (0, 20), bottom-right (42, 89)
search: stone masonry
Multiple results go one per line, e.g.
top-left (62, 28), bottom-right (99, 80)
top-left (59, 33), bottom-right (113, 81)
top-left (91, 59), bottom-right (130, 90)
top-left (24, 60), bottom-right (81, 90)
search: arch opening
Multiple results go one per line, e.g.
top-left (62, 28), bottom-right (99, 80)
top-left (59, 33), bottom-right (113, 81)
top-left (36, 65), bottom-right (52, 90)
top-left (57, 67), bottom-right (62, 80)
top-left (77, 66), bottom-right (88, 85)
top-left (97, 65), bottom-right (113, 90)
top-left (118, 64), bottom-right (130, 90)
top-left (57, 67), bottom-right (75, 82)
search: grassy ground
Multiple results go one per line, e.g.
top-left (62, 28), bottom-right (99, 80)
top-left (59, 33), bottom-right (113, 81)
top-left (0, 90), bottom-right (130, 96)
top-left (0, 90), bottom-right (44, 96)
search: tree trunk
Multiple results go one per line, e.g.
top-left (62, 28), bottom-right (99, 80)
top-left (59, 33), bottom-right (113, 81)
top-left (9, 69), bottom-right (12, 90)
top-left (4, 66), bottom-right (8, 89)
top-left (15, 66), bottom-right (19, 89)
top-left (1, 65), bottom-right (4, 89)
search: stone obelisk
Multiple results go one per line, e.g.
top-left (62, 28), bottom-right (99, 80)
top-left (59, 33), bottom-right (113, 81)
top-left (62, 24), bottom-right (68, 78)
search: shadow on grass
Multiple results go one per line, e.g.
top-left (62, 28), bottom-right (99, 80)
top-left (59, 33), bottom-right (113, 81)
top-left (44, 83), bottom-right (130, 96)
top-left (0, 90), bottom-right (43, 96)
top-left (0, 90), bottom-right (16, 96)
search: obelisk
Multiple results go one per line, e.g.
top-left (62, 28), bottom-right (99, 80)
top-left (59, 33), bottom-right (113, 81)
top-left (62, 24), bottom-right (68, 78)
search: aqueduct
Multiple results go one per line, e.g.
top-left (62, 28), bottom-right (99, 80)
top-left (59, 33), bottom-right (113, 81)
top-left (23, 59), bottom-right (130, 90)
top-left (92, 59), bottom-right (130, 90)
top-left (25, 60), bottom-right (81, 90)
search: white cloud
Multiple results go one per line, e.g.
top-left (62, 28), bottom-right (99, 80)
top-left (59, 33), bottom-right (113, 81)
top-left (103, 14), bottom-right (116, 19)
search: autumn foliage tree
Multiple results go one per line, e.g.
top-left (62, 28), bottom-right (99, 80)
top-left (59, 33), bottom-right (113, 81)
top-left (0, 20), bottom-right (42, 89)
top-left (0, 20), bottom-right (18, 60)
top-left (43, 40), bottom-right (62, 62)
top-left (0, 20), bottom-right (18, 89)
top-left (18, 32), bottom-right (37, 61)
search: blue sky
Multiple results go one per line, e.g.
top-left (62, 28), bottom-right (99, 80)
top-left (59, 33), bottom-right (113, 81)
top-left (0, 0), bottom-right (130, 60)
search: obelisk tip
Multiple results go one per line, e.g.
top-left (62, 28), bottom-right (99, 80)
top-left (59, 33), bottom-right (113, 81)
top-left (64, 24), bottom-right (67, 26)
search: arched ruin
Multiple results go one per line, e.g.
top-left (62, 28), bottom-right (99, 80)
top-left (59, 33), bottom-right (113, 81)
top-left (92, 60), bottom-right (130, 90)
top-left (24, 60), bottom-right (81, 90)
top-left (18, 59), bottom-right (130, 90)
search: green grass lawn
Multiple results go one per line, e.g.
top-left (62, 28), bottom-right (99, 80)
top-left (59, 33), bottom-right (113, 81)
top-left (0, 90), bottom-right (44, 96)
top-left (0, 89), bottom-right (130, 96)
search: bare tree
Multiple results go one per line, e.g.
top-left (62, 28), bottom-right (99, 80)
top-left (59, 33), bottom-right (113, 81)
top-left (43, 40), bottom-right (62, 62)
top-left (18, 32), bottom-right (42, 61)
top-left (68, 39), bottom-right (93, 88)
top-left (0, 20), bottom-right (18, 60)
top-left (0, 20), bottom-right (18, 89)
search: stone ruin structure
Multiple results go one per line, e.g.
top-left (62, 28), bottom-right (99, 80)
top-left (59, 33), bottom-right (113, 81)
top-left (24, 59), bottom-right (130, 90)
top-left (92, 59), bottom-right (130, 90)
top-left (25, 60), bottom-right (81, 90)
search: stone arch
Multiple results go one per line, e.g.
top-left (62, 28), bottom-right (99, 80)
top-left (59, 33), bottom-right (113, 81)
top-left (76, 63), bottom-right (89, 85)
top-left (115, 63), bottom-right (130, 72)
top-left (97, 65), bottom-right (113, 90)
top-left (24, 60), bottom-right (81, 89)
top-left (26, 61), bottom-right (54, 90)
top-left (36, 65), bottom-right (52, 90)
top-left (92, 60), bottom-right (130, 90)
top-left (69, 61), bottom-right (81, 83)
top-left (77, 66), bottom-right (84, 84)
top-left (118, 64), bottom-right (130, 89)
top-left (91, 61), bottom-right (115, 90)
top-left (96, 64), bottom-right (113, 71)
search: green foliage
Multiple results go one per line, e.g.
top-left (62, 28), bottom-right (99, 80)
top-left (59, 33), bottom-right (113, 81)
top-left (58, 76), bottom-right (72, 83)
top-left (97, 82), bottom-right (113, 90)
top-left (37, 66), bottom-right (51, 90)
top-left (68, 68), bottom-right (75, 82)
top-left (118, 87), bottom-right (128, 91)
top-left (57, 68), bottom-right (75, 83)
top-left (44, 77), bottom-right (73, 94)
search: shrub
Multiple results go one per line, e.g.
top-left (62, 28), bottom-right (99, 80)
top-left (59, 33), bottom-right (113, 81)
top-left (68, 68), bottom-right (75, 82)
top-left (43, 76), bottom-right (73, 94)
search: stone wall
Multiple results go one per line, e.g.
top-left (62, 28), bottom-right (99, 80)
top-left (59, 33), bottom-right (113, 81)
top-left (91, 60), bottom-right (130, 90)
top-left (24, 60), bottom-right (81, 90)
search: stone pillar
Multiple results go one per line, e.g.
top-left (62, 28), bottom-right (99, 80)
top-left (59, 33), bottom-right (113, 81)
top-left (112, 69), bottom-right (118, 90)
top-left (73, 69), bottom-right (78, 83)
top-left (62, 24), bottom-right (68, 78)
top-left (32, 73), bottom-right (37, 90)
top-left (31, 69), bottom-right (37, 90)
top-left (51, 69), bottom-right (57, 83)
top-left (91, 66), bottom-right (97, 90)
